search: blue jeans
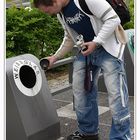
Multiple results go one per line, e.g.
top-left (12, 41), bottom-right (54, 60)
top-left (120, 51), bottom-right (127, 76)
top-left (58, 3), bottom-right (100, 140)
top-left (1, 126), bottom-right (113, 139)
top-left (72, 47), bottom-right (132, 140)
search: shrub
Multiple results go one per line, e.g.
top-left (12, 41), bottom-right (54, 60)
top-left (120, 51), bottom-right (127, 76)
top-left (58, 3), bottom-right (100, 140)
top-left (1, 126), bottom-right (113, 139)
top-left (6, 6), bottom-right (63, 58)
top-left (123, 0), bottom-right (134, 29)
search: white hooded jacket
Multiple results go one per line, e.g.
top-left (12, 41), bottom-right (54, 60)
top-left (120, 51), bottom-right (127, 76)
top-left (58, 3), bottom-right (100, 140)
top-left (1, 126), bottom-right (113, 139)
top-left (54, 0), bottom-right (127, 60)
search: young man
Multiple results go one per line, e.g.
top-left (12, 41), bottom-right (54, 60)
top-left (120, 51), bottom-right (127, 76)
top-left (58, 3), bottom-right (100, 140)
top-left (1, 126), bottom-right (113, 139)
top-left (34, 0), bottom-right (132, 139)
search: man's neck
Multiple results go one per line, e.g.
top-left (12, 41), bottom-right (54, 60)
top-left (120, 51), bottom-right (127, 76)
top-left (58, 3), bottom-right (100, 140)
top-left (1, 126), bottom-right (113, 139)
top-left (62, 0), bottom-right (70, 7)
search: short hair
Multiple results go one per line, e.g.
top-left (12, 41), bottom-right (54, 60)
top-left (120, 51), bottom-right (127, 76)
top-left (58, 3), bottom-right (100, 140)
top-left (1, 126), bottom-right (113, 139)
top-left (33, 0), bottom-right (53, 8)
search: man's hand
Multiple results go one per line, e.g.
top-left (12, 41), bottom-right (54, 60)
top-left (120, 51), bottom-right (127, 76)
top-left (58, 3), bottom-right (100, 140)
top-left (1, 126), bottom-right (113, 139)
top-left (81, 41), bottom-right (97, 56)
top-left (46, 55), bottom-right (58, 69)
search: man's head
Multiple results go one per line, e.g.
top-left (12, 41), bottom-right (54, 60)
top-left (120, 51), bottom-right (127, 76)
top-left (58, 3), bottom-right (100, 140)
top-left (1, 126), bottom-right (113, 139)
top-left (33, 0), bottom-right (69, 15)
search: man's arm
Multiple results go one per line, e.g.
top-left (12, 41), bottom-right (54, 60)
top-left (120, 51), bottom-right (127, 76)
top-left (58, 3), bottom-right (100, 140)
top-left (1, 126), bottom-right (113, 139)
top-left (85, 0), bottom-right (121, 45)
top-left (54, 30), bottom-right (74, 59)
top-left (52, 14), bottom-right (74, 60)
top-left (46, 30), bottom-right (74, 68)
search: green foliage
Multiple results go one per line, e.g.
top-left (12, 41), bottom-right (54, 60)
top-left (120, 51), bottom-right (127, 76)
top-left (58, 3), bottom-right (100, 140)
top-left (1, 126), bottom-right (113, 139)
top-left (123, 0), bottom-right (134, 29)
top-left (6, 6), bottom-right (63, 58)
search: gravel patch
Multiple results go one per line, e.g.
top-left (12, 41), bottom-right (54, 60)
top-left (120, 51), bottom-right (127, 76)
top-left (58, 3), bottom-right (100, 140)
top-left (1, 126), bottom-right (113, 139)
top-left (47, 74), bottom-right (70, 92)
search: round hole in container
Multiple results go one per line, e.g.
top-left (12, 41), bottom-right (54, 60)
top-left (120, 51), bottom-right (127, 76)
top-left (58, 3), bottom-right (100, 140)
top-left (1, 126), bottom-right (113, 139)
top-left (19, 65), bottom-right (36, 88)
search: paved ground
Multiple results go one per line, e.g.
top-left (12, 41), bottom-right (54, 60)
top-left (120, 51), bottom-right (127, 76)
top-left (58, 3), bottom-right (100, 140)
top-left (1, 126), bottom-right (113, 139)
top-left (51, 88), bottom-right (134, 140)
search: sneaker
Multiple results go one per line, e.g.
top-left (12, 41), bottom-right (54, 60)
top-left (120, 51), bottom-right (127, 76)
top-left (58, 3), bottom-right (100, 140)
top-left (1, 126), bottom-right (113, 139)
top-left (67, 131), bottom-right (98, 140)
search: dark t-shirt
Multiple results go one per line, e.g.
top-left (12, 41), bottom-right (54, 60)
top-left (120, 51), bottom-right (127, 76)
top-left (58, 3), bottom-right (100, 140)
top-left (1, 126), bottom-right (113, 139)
top-left (62, 0), bottom-right (95, 42)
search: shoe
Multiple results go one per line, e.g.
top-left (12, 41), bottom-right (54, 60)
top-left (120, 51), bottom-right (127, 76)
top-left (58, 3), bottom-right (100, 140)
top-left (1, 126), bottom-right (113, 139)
top-left (67, 131), bottom-right (98, 140)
